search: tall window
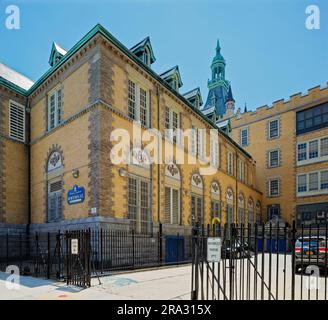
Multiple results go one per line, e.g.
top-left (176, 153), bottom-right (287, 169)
top-left (226, 188), bottom-right (234, 226)
top-left (238, 159), bottom-right (245, 181)
top-left (256, 202), bottom-right (261, 224)
top-left (240, 128), bottom-right (249, 147)
top-left (164, 107), bottom-right (180, 144)
top-left (296, 102), bottom-right (328, 135)
top-left (128, 175), bottom-right (151, 233)
top-left (268, 149), bottom-right (280, 168)
top-left (248, 199), bottom-right (254, 225)
top-left (164, 164), bottom-right (181, 225)
top-left (197, 129), bottom-right (205, 159)
top-left (297, 143), bottom-right (307, 161)
top-left (268, 119), bottom-right (279, 139)
top-left (47, 88), bottom-right (62, 131)
top-left (238, 193), bottom-right (245, 225)
top-left (210, 182), bottom-right (221, 224)
top-left (47, 151), bottom-right (63, 222)
top-left (190, 125), bottom-right (197, 156)
top-left (227, 152), bottom-right (234, 175)
top-left (128, 80), bottom-right (149, 127)
top-left (191, 174), bottom-right (204, 225)
top-left (268, 178), bottom-right (280, 197)
top-left (210, 138), bottom-right (219, 168)
top-left (297, 174), bottom-right (307, 193)
top-left (9, 100), bottom-right (25, 142)
top-left (309, 140), bottom-right (319, 159)
top-left (321, 138), bottom-right (328, 156)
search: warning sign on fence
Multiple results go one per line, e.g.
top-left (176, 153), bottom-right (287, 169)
top-left (207, 237), bottom-right (221, 262)
top-left (71, 239), bottom-right (79, 255)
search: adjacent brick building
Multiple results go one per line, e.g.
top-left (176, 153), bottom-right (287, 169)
top-left (229, 86), bottom-right (328, 226)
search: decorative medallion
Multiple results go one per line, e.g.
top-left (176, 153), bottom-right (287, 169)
top-left (166, 164), bottom-right (180, 178)
top-left (47, 151), bottom-right (62, 172)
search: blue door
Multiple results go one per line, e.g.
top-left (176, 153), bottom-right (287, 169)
top-left (165, 236), bottom-right (185, 263)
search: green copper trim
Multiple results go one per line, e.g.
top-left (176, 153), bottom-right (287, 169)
top-left (0, 76), bottom-right (28, 96)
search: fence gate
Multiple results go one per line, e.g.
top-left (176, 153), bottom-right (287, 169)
top-left (65, 230), bottom-right (91, 288)
top-left (191, 223), bottom-right (286, 300)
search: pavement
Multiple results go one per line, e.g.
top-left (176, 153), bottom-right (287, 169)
top-left (1, 255), bottom-right (327, 300)
top-left (0, 265), bottom-right (192, 300)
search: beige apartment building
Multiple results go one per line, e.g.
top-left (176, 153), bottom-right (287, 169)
top-left (230, 85), bottom-right (328, 226)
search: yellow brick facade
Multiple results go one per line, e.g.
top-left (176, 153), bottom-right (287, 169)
top-left (0, 25), bottom-right (262, 233)
top-left (231, 85), bottom-right (328, 225)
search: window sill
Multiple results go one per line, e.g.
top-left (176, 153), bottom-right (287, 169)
top-left (297, 155), bottom-right (328, 167)
top-left (297, 189), bottom-right (328, 197)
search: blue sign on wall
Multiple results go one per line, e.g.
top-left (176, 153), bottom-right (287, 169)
top-left (67, 185), bottom-right (85, 205)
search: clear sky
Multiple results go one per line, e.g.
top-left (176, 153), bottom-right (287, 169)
top-left (0, 0), bottom-right (327, 111)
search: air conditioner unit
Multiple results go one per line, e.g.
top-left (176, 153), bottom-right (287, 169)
top-left (316, 211), bottom-right (326, 219)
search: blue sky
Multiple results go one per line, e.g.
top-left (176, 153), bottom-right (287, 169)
top-left (0, 0), bottom-right (327, 111)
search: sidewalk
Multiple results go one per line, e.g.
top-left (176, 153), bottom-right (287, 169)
top-left (0, 265), bottom-right (192, 300)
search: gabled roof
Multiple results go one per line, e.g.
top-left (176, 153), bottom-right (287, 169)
top-left (0, 62), bottom-right (34, 91)
top-left (130, 36), bottom-right (156, 64)
top-left (24, 24), bottom-right (253, 160)
top-left (183, 87), bottom-right (203, 106)
top-left (160, 65), bottom-right (183, 88)
top-left (48, 42), bottom-right (67, 67)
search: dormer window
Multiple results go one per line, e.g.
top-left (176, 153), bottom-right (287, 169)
top-left (130, 37), bottom-right (156, 68)
top-left (143, 47), bottom-right (151, 67)
top-left (160, 66), bottom-right (183, 92)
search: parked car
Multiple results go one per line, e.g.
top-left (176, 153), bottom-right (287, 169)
top-left (222, 239), bottom-right (254, 259)
top-left (295, 236), bottom-right (328, 273)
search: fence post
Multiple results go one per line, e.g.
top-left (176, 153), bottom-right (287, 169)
top-left (47, 232), bottom-right (51, 279)
top-left (56, 231), bottom-right (61, 279)
top-left (19, 233), bottom-right (22, 272)
top-left (291, 220), bottom-right (296, 300)
top-left (35, 232), bottom-right (39, 277)
top-left (159, 223), bottom-right (163, 266)
top-left (132, 229), bottom-right (135, 269)
top-left (100, 229), bottom-right (103, 274)
top-left (6, 233), bottom-right (9, 268)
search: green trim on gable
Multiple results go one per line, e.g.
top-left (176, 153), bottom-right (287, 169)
top-left (0, 76), bottom-right (28, 96)
top-left (24, 23), bottom-right (251, 159)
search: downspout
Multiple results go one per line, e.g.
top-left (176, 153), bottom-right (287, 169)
top-left (26, 99), bottom-right (31, 235)
top-left (156, 85), bottom-right (161, 224)
top-left (235, 153), bottom-right (238, 224)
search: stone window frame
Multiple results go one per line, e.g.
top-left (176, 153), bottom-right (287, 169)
top-left (267, 117), bottom-right (280, 140)
top-left (267, 177), bottom-right (280, 198)
top-left (267, 148), bottom-right (281, 168)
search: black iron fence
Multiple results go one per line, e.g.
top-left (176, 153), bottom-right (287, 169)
top-left (191, 221), bottom-right (328, 300)
top-left (0, 225), bottom-right (193, 286)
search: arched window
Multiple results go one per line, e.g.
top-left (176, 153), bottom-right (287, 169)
top-left (164, 164), bottom-right (181, 225)
top-left (256, 201), bottom-right (261, 224)
top-left (191, 173), bottom-right (204, 225)
top-left (238, 193), bottom-right (245, 225)
top-left (128, 147), bottom-right (151, 233)
top-left (47, 151), bottom-right (63, 222)
top-left (248, 198), bottom-right (254, 225)
top-left (210, 182), bottom-right (221, 224)
top-left (226, 187), bottom-right (234, 225)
